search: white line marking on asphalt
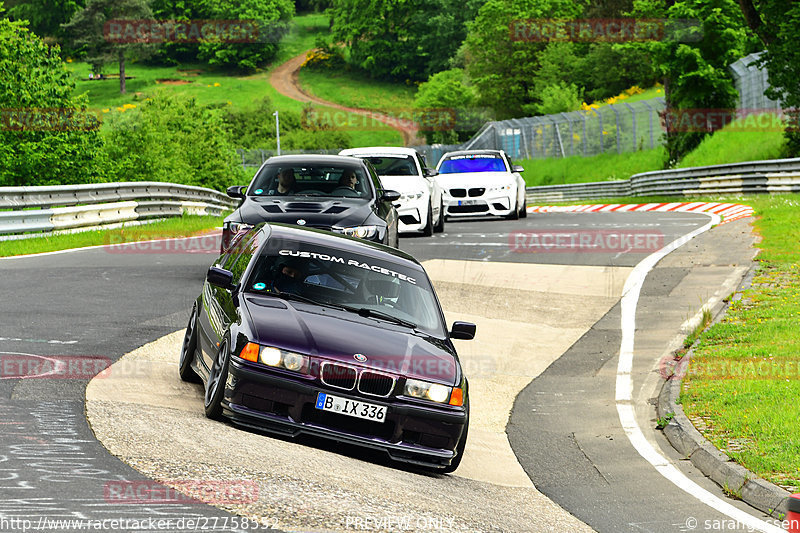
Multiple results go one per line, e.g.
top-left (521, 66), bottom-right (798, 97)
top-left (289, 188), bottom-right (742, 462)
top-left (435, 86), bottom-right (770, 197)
top-left (615, 213), bottom-right (783, 533)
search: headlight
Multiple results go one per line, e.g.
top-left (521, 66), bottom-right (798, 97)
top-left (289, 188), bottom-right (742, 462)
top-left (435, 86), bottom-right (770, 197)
top-left (244, 344), bottom-right (308, 373)
top-left (227, 221), bottom-right (254, 234)
top-left (333, 225), bottom-right (378, 239)
top-left (489, 184), bottom-right (513, 192)
top-left (404, 379), bottom-right (453, 404)
top-left (401, 190), bottom-right (426, 201)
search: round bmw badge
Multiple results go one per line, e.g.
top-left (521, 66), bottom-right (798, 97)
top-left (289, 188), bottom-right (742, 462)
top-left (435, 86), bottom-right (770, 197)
top-left (354, 353), bottom-right (367, 362)
top-left (297, 219), bottom-right (306, 226)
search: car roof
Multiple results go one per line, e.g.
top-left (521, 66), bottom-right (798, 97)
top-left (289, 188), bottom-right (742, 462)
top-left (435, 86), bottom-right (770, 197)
top-left (340, 147), bottom-right (419, 156)
top-left (440, 149), bottom-right (506, 159)
top-left (263, 154), bottom-right (369, 167)
top-left (256, 223), bottom-right (424, 270)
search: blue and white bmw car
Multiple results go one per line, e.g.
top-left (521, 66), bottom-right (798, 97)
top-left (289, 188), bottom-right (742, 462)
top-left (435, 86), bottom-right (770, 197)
top-left (435, 150), bottom-right (527, 220)
top-left (340, 147), bottom-right (445, 236)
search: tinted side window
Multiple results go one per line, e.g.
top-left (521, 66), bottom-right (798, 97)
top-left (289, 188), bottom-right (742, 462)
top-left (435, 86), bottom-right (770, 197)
top-left (224, 233), bottom-right (260, 285)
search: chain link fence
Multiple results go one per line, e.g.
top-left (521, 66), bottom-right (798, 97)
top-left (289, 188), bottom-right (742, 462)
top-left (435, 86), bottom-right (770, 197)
top-left (460, 97), bottom-right (666, 160)
top-left (730, 52), bottom-right (782, 111)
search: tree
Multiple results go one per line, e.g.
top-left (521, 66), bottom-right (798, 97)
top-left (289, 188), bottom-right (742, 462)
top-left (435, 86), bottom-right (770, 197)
top-left (62, 0), bottom-right (156, 94)
top-left (0, 18), bottom-right (104, 186)
top-left (738, 1), bottom-right (800, 155)
top-left (414, 68), bottom-right (483, 143)
top-left (462, 0), bottom-right (586, 119)
top-left (630, 0), bottom-right (752, 165)
top-left (328, 0), bottom-right (483, 81)
top-left (7, 0), bottom-right (84, 42)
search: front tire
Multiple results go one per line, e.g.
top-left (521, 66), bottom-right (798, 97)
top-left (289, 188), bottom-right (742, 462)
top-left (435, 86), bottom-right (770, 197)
top-left (433, 201), bottom-right (445, 233)
top-left (505, 197), bottom-right (520, 220)
top-left (179, 306), bottom-right (201, 383)
top-left (204, 340), bottom-right (230, 419)
top-left (422, 204), bottom-right (434, 237)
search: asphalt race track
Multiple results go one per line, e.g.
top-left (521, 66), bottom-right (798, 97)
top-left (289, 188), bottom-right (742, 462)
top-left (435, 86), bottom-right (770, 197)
top-left (0, 211), bottom-right (775, 532)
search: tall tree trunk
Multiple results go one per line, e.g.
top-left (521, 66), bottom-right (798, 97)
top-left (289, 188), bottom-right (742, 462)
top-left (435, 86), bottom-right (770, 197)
top-left (119, 49), bottom-right (126, 94)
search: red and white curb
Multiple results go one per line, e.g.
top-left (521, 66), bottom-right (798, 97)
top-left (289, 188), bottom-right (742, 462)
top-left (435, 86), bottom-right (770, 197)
top-left (527, 202), bottom-right (754, 225)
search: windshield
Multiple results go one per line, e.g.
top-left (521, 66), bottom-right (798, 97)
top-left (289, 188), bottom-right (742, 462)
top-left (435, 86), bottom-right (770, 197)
top-left (357, 155), bottom-right (418, 177)
top-left (439, 154), bottom-right (508, 174)
top-left (248, 164), bottom-right (371, 198)
top-left (244, 245), bottom-right (445, 335)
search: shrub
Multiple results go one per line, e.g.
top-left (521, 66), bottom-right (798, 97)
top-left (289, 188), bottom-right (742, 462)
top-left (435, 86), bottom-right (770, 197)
top-left (102, 94), bottom-right (247, 190)
top-left (0, 18), bottom-right (104, 186)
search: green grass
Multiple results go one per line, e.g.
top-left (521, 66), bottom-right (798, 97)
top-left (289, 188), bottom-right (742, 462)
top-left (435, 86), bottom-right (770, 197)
top-left (0, 215), bottom-right (226, 257)
top-left (677, 115), bottom-right (787, 168)
top-left (519, 147), bottom-right (666, 187)
top-left (680, 194), bottom-right (800, 492)
top-left (297, 68), bottom-right (417, 113)
top-left (66, 12), bottom-right (401, 147)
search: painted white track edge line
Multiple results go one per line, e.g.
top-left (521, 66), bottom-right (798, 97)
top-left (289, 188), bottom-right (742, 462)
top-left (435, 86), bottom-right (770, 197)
top-left (615, 212), bottom-right (783, 533)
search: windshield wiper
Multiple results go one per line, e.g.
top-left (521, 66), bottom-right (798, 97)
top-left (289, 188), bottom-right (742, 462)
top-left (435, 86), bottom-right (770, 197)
top-left (339, 305), bottom-right (418, 329)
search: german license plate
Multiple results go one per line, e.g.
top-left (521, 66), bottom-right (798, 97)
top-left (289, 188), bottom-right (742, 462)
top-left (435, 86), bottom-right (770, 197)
top-left (458, 199), bottom-right (480, 206)
top-left (315, 392), bottom-right (386, 423)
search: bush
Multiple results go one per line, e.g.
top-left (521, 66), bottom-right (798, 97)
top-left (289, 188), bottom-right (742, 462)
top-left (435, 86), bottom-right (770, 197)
top-left (0, 18), bottom-right (104, 186)
top-left (525, 82), bottom-right (583, 116)
top-left (102, 94), bottom-right (247, 190)
top-left (414, 68), bottom-right (484, 144)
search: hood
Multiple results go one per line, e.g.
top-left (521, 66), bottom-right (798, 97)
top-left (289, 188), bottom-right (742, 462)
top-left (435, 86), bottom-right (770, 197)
top-left (436, 171), bottom-right (516, 188)
top-left (378, 175), bottom-right (426, 195)
top-left (242, 295), bottom-right (457, 385)
top-left (236, 196), bottom-right (372, 228)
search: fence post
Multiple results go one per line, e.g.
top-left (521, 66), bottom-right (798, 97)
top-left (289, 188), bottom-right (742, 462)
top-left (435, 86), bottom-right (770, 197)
top-left (610, 104), bottom-right (622, 154)
top-left (561, 112), bottom-right (574, 156)
top-left (642, 100), bottom-right (655, 149)
top-left (623, 102), bottom-right (636, 151)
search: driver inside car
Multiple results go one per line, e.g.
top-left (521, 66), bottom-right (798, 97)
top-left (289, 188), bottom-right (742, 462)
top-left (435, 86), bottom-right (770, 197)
top-left (272, 258), bottom-right (306, 294)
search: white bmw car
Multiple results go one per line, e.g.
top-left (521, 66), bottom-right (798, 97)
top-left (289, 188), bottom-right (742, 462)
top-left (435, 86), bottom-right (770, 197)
top-left (436, 149), bottom-right (527, 220)
top-left (340, 147), bottom-right (445, 235)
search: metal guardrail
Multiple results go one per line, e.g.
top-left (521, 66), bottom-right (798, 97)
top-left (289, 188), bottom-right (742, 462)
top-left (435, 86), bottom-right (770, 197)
top-left (0, 182), bottom-right (236, 237)
top-left (526, 158), bottom-right (800, 203)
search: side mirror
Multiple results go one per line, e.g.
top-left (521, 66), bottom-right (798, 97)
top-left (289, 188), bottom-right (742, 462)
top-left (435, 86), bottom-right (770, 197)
top-left (424, 168), bottom-right (438, 177)
top-left (207, 266), bottom-right (234, 290)
top-left (450, 321), bottom-right (476, 340)
top-left (382, 190), bottom-right (401, 202)
top-left (227, 185), bottom-right (246, 199)
top-left (512, 165), bottom-right (525, 173)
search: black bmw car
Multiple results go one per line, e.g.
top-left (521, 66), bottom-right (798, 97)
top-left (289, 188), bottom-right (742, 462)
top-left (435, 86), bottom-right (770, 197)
top-left (223, 155), bottom-right (400, 252)
top-left (180, 223), bottom-right (475, 472)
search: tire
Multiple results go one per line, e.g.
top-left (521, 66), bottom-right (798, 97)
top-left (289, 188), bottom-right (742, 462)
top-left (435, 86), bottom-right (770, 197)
top-left (440, 418), bottom-right (469, 474)
top-left (519, 197), bottom-right (528, 218)
top-left (179, 306), bottom-right (201, 383)
top-left (204, 339), bottom-right (230, 419)
top-left (505, 197), bottom-right (520, 220)
top-left (422, 204), bottom-right (434, 236)
top-left (433, 201), bottom-right (445, 233)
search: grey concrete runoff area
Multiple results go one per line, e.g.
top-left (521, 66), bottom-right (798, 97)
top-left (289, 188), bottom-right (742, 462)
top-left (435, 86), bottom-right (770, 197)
top-left (0, 211), bottom-right (778, 532)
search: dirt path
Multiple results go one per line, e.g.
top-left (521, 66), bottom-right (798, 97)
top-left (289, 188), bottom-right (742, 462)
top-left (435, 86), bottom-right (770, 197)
top-left (269, 51), bottom-right (423, 146)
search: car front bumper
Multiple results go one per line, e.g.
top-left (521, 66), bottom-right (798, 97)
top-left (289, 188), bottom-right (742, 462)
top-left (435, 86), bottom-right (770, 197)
top-left (443, 192), bottom-right (514, 217)
top-left (223, 359), bottom-right (467, 468)
top-left (395, 196), bottom-right (430, 233)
